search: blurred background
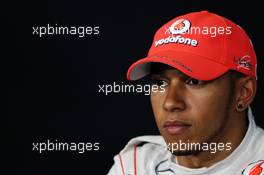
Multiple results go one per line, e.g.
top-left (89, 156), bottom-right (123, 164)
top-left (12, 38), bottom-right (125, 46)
top-left (8, 0), bottom-right (264, 174)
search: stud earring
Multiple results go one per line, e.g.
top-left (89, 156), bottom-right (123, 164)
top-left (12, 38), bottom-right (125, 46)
top-left (236, 103), bottom-right (244, 111)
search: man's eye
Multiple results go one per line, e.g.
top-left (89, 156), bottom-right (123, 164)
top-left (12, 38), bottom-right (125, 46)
top-left (185, 78), bottom-right (203, 85)
top-left (151, 79), bottom-right (168, 87)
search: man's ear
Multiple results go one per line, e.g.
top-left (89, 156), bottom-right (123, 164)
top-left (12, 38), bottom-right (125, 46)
top-left (235, 76), bottom-right (257, 112)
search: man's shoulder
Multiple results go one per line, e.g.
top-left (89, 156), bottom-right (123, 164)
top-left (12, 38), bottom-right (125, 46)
top-left (253, 126), bottom-right (264, 153)
top-left (255, 125), bottom-right (264, 136)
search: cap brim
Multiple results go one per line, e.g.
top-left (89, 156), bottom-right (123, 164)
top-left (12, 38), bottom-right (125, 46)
top-left (127, 50), bottom-right (229, 81)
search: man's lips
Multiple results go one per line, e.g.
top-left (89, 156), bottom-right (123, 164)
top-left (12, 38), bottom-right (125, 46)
top-left (163, 120), bottom-right (191, 135)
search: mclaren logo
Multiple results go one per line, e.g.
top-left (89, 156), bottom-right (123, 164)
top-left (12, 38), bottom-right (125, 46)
top-left (235, 55), bottom-right (253, 71)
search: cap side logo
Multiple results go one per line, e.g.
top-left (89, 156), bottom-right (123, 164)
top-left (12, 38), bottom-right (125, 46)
top-left (234, 55), bottom-right (253, 71)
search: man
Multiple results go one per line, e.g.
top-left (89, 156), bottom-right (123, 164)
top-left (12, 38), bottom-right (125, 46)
top-left (107, 11), bottom-right (264, 175)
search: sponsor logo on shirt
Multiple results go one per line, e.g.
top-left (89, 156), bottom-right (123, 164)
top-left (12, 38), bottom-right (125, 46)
top-left (242, 160), bottom-right (264, 175)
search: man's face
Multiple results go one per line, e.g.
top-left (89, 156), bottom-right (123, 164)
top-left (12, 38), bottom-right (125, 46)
top-left (150, 64), bottom-right (235, 155)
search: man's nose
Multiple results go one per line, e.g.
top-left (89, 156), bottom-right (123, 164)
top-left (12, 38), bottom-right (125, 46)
top-left (163, 80), bottom-right (186, 112)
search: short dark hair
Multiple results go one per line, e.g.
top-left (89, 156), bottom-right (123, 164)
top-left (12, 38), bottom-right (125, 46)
top-left (228, 70), bottom-right (246, 81)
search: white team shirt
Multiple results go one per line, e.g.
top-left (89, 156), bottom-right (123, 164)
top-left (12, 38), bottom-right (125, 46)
top-left (107, 108), bottom-right (264, 175)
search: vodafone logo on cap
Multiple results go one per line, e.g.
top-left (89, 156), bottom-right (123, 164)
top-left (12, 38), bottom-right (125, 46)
top-left (169, 19), bottom-right (191, 34)
top-left (155, 18), bottom-right (197, 48)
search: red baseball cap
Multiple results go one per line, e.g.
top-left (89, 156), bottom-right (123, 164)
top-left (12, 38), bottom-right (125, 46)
top-left (127, 10), bottom-right (257, 81)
